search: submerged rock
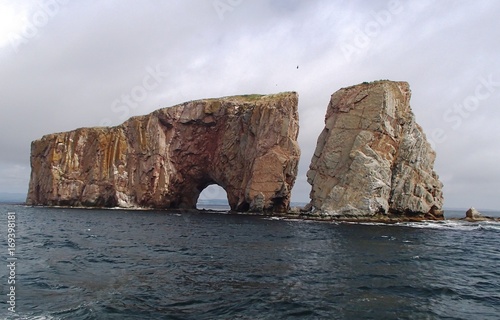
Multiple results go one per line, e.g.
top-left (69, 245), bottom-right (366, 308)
top-left (27, 93), bottom-right (300, 213)
top-left (306, 80), bottom-right (443, 220)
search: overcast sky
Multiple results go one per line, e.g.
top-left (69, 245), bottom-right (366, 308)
top-left (1, 0), bottom-right (499, 210)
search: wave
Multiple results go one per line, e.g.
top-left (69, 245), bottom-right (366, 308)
top-left (5, 314), bottom-right (60, 320)
top-left (6, 301), bottom-right (99, 320)
top-left (395, 220), bottom-right (500, 231)
top-left (264, 216), bottom-right (500, 231)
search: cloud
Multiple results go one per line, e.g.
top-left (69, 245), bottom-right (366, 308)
top-left (1, 0), bottom-right (499, 209)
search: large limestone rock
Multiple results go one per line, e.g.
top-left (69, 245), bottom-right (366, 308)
top-left (27, 93), bottom-right (300, 213)
top-left (307, 81), bottom-right (443, 219)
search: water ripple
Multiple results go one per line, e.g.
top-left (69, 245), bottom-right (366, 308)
top-left (1, 205), bottom-right (499, 319)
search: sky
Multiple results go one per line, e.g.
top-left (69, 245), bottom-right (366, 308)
top-left (0, 0), bottom-right (499, 210)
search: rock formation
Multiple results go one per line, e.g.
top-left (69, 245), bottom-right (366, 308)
top-left (306, 80), bottom-right (444, 219)
top-left (466, 207), bottom-right (482, 220)
top-left (462, 207), bottom-right (499, 221)
top-left (27, 93), bottom-right (300, 213)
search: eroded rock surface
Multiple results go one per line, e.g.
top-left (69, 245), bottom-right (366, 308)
top-left (27, 93), bottom-right (300, 212)
top-left (307, 81), bottom-right (443, 219)
top-left (462, 207), bottom-right (500, 221)
top-left (466, 207), bottom-right (482, 219)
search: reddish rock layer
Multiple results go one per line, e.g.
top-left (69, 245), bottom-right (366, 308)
top-left (27, 93), bottom-right (300, 212)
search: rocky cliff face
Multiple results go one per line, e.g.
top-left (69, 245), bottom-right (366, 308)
top-left (27, 93), bottom-right (300, 212)
top-left (307, 81), bottom-right (443, 219)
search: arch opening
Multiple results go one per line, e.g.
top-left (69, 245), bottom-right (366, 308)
top-left (196, 184), bottom-right (230, 211)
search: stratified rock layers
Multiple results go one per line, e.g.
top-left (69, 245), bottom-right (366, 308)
top-left (307, 81), bottom-right (443, 218)
top-left (27, 93), bottom-right (300, 212)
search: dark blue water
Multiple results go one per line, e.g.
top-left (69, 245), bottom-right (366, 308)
top-left (1, 204), bottom-right (500, 319)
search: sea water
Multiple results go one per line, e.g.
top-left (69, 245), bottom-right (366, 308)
top-left (0, 204), bottom-right (499, 319)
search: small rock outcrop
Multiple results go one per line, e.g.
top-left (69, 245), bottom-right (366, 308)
top-left (466, 207), bottom-right (482, 220)
top-left (27, 93), bottom-right (300, 212)
top-left (462, 207), bottom-right (500, 221)
top-left (307, 80), bottom-right (443, 220)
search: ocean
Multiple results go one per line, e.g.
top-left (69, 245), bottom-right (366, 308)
top-left (1, 203), bottom-right (499, 319)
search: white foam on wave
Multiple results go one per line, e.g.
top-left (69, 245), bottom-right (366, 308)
top-left (14, 315), bottom-right (59, 320)
top-left (477, 221), bottom-right (500, 231)
top-left (395, 220), bottom-right (500, 231)
top-left (262, 216), bottom-right (500, 231)
top-left (352, 222), bottom-right (389, 226)
top-left (266, 216), bottom-right (283, 221)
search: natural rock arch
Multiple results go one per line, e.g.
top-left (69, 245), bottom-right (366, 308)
top-left (27, 93), bottom-right (300, 213)
top-left (196, 184), bottom-right (229, 209)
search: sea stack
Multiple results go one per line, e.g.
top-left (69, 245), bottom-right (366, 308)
top-left (465, 207), bottom-right (482, 220)
top-left (306, 81), bottom-right (444, 220)
top-left (27, 93), bottom-right (300, 213)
